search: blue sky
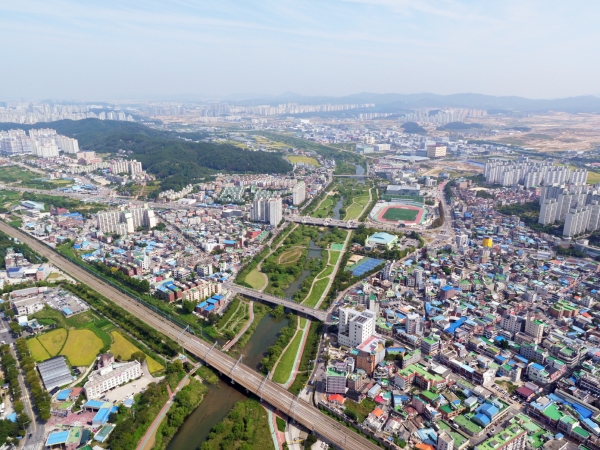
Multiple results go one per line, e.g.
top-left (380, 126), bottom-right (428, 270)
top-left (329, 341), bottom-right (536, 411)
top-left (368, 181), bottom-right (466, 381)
top-left (1, 0), bottom-right (598, 100)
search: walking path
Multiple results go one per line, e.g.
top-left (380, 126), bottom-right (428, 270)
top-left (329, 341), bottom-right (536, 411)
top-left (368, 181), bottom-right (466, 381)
top-left (252, 223), bottom-right (297, 292)
top-left (136, 369), bottom-right (194, 450)
top-left (222, 301), bottom-right (254, 351)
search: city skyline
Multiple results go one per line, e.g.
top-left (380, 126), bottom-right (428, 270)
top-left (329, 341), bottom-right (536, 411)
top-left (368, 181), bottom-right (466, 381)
top-left (1, 1), bottom-right (599, 100)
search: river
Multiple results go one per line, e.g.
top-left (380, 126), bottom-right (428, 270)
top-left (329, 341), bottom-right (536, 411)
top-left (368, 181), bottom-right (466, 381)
top-left (283, 237), bottom-right (324, 298)
top-left (167, 313), bottom-right (289, 450)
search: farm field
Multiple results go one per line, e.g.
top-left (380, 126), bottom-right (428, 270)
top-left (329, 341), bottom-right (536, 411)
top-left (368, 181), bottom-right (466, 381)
top-left (27, 338), bottom-right (51, 362)
top-left (60, 330), bottom-right (104, 365)
top-left (383, 207), bottom-right (419, 221)
top-left (288, 155), bottom-right (320, 166)
top-left (109, 331), bottom-right (164, 373)
top-left (38, 328), bottom-right (67, 355)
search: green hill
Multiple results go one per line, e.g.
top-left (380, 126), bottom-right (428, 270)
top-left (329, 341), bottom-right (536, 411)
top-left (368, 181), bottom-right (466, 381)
top-left (0, 119), bottom-right (292, 192)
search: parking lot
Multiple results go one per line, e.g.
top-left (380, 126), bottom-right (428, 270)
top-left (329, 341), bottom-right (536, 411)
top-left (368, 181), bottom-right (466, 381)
top-left (43, 289), bottom-right (89, 316)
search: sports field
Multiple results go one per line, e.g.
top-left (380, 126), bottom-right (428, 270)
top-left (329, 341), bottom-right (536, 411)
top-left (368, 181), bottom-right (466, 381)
top-left (382, 207), bottom-right (419, 221)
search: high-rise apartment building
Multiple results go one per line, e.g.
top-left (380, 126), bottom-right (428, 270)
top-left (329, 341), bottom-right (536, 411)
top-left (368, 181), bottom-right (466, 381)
top-left (524, 318), bottom-right (545, 344)
top-left (564, 207), bottom-right (591, 237)
top-left (251, 197), bottom-right (282, 226)
top-left (485, 159), bottom-right (579, 188)
top-left (292, 181), bottom-right (306, 206)
top-left (405, 313), bottom-right (424, 336)
top-left (96, 205), bottom-right (156, 235)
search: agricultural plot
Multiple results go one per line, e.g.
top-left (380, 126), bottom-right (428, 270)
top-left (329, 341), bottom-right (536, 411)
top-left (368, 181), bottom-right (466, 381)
top-left (288, 155), bottom-right (320, 166)
top-left (109, 331), bottom-right (164, 373)
top-left (27, 338), bottom-right (51, 362)
top-left (60, 330), bottom-right (104, 366)
top-left (38, 328), bottom-right (68, 355)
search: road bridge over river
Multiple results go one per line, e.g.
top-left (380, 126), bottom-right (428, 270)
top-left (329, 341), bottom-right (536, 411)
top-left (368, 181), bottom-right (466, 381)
top-left (0, 222), bottom-right (378, 450)
top-left (230, 286), bottom-right (328, 322)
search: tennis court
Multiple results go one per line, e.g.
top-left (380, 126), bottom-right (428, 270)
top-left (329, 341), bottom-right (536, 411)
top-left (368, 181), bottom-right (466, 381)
top-left (346, 257), bottom-right (384, 277)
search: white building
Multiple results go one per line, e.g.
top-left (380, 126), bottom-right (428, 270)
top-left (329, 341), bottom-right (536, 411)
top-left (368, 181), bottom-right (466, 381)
top-left (564, 207), bottom-right (591, 237)
top-left (338, 307), bottom-right (376, 347)
top-left (427, 144), bottom-right (447, 158)
top-left (437, 431), bottom-right (454, 450)
top-left (524, 318), bottom-right (545, 344)
top-left (84, 360), bottom-right (142, 399)
top-left (251, 197), bottom-right (282, 226)
top-left (292, 181), bottom-right (306, 206)
top-left (96, 205), bottom-right (156, 235)
top-left (405, 313), bottom-right (424, 336)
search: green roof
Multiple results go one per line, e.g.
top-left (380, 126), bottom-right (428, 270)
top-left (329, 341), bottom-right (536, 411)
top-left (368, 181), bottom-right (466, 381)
top-left (421, 390), bottom-right (438, 401)
top-left (454, 414), bottom-right (483, 434)
top-left (542, 404), bottom-right (563, 421)
top-left (573, 427), bottom-right (590, 439)
top-left (476, 425), bottom-right (526, 450)
top-left (398, 363), bottom-right (444, 382)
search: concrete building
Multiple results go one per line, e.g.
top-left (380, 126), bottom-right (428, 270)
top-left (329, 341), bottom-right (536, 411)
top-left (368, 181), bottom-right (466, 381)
top-left (338, 307), bottom-right (376, 348)
top-left (406, 313), bottom-right (424, 336)
top-left (84, 360), bottom-right (142, 399)
top-left (96, 205), bottom-right (156, 235)
top-left (324, 366), bottom-right (348, 394)
top-left (437, 431), bottom-right (454, 450)
top-left (427, 144), bottom-right (447, 158)
top-left (292, 181), bottom-right (306, 206)
top-left (12, 296), bottom-right (44, 316)
top-left (251, 197), bottom-right (282, 226)
top-left (524, 318), bottom-right (545, 344)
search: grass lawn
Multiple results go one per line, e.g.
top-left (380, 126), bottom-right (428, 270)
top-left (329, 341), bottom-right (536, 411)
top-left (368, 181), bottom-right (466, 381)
top-left (313, 197), bottom-right (334, 218)
top-left (303, 277), bottom-right (330, 308)
top-left (344, 398), bottom-right (377, 423)
top-left (60, 330), bottom-right (104, 366)
top-left (382, 207), bottom-right (419, 221)
top-left (245, 269), bottom-right (266, 290)
top-left (27, 338), bottom-right (51, 362)
top-left (329, 250), bottom-right (342, 265)
top-left (288, 155), bottom-right (320, 166)
top-left (38, 328), bottom-right (68, 355)
top-left (344, 194), bottom-right (370, 220)
top-left (276, 416), bottom-right (287, 432)
top-left (109, 331), bottom-right (164, 373)
top-left (272, 331), bottom-right (304, 384)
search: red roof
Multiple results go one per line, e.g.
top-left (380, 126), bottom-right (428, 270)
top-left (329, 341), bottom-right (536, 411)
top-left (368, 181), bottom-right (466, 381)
top-left (328, 394), bottom-right (344, 404)
top-left (516, 386), bottom-right (534, 397)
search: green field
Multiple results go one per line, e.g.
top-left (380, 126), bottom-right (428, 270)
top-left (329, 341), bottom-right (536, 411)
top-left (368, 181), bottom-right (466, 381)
top-left (244, 269), bottom-right (266, 290)
top-left (60, 330), bottom-right (104, 365)
top-left (288, 155), bottom-right (320, 166)
top-left (588, 171), bottom-right (600, 184)
top-left (312, 196), bottom-right (335, 218)
top-left (0, 166), bottom-right (65, 190)
top-left (382, 207), bottom-right (419, 221)
top-left (344, 194), bottom-right (370, 220)
top-left (109, 331), bottom-right (164, 373)
top-left (272, 331), bottom-right (304, 384)
top-left (303, 277), bottom-right (330, 308)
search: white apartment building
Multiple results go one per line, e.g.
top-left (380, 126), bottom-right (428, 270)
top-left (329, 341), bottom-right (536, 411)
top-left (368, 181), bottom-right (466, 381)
top-left (405, 313), bottom-right (424, 336)
top-left (292, 181), bottom-right (306, 206)
top-left (110, 159), bottom-right (143, 175)
top-left (96, 205), bottom-right (157, 234)
top-left (564, 207), bottom-right (592, 237)
top-left (338, 307), bottom-right (376, 347)
top-left (251, 197), bottom-right (282, 226)
top-left (437, 431), bottom-right (454, 450)
top-left (524, 318), bottom-right (545, 344)
top-left (84, 360), bottom-right (142, 399)
top-left (501, 315), bottom-right (522, 336)
top-left (485, 159), bottom-right (576, 188)
top-left (181, 281), bottom-right (222, 302)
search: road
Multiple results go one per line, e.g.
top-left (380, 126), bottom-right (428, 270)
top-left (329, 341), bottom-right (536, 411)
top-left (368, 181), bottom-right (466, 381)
top-left (231, 286), bottom-right (328, 322)
top-left (0, 221), bottom-right (378, 450)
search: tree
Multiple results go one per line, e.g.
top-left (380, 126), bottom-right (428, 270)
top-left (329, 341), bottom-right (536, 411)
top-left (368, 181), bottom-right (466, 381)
top-left (271, 305), bottom-right (285, 318)
top-left (385, 339), bottom-right (394, 348)
top-left (207, 313), bottom-right (219, 325)
top-left (4, 310), bottom-right (14, 319)
top-left (181, 300), bottom-right (196, 315)
top-left (9, 322), bottom-right (21, 336)
top-left (131, 351), bottom-right (147, 363)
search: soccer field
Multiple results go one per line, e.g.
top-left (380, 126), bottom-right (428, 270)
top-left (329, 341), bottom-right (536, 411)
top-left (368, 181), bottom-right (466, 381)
top-left (382, 207), bottom-right (419, 221)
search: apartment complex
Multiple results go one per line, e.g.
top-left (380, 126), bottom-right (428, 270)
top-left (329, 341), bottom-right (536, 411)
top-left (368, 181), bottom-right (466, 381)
top-left (96, 205), bottom-right (157, 235)
top-left (484, 159), bottom-right (585, 188)
top-left (0, 128), bottom-right (79, 157)
top-left (292, 181), bottom-right (306, 206)
top-left (110, 159), bottom-right (144, 175)
top-left (250, 197), bottom-right (282, 226)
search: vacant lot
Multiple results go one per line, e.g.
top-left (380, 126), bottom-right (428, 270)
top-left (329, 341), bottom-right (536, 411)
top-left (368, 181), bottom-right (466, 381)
top-left (383, 207), bottom-right (419, 221)
top-left (60, 330), bottom-right (104, 366)
top-left (245, 269), bottom-right (266, 290)
top-left (109, 331), bottom-right (164, 373)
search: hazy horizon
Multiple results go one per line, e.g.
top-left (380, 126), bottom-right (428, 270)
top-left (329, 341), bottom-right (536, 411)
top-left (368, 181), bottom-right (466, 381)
top-left (2, 1), bottom-right (600, 100)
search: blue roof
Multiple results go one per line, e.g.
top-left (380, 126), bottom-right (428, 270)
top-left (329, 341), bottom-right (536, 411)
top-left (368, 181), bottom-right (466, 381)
top-left (205, 305), bottom-right (215, 312)
top-left (479, 403), bottom-right (499, 418)
top-left (6, 412), bottom-right (16, 423)
top-left (473, 413), bottom-right (491, 426)
top-left (46, 431), bottom-right (70, 446)
top-left (56, 389), bottom-right (71, 401)
top-left (62, 307), bottom-right (72, 315)
top-left (531, 363), bottom-right (545, 371)
top-left (212, 295), bottom-right (224, 300)
top-left (197, 302), bottom-right (208, 309)
top-left (93, 407), bottom-right (111, 424)
top-left (84, 399), bottom-right (104, 409)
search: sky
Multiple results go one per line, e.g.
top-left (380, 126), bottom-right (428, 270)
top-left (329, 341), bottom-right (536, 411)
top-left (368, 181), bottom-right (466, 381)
top-left (1, 0), bottom-right (599, 101)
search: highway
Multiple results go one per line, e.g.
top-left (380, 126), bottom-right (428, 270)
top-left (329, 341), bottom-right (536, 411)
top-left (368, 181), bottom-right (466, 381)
top-left (0, 221), bottom-right (379, 450)
top-left (230, 286), bottom-right (328, 322)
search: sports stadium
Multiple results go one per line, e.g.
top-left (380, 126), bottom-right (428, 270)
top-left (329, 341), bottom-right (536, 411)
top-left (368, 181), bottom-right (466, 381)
top-left (369, 201), bottom-right (427, 226)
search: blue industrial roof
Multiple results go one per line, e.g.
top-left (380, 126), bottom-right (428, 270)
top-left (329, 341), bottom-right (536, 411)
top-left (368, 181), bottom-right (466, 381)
top-left (62, 307), bottom-right (72, 315)
top-left (93, 407), bottom-right (111, 424)
top-left (197, 302), bottom-right (208, 309)
top-left (205, 305), bottom-right (215, 312)
top-left (56, 389), bottom-right (71, 401)
top-left (212, 295), bottom-right (224, 300)
top-left (46, 431), bottom-right (70, 446)
top-left (84, 399), bottom-right (104, 409)
top-left (531, 363), bottom-right (545, 371)
top-left (473, 413), bottom-right (491, 426)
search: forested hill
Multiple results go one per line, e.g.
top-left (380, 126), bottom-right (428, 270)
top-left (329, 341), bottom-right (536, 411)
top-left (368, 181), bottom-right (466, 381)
top-left (0, 119), bottom-right (292, 191)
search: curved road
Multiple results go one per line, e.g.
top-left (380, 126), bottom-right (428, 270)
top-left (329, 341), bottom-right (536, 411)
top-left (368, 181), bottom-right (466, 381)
top-left (0, 221), bottom-right (378, 450)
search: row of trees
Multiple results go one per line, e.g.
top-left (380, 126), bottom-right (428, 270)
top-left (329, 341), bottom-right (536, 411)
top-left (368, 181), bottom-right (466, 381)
top-left (0, 344), bottom-right (29, 442)
top-left (91, 261), bottom-right (150, 293)
top-left (14, 339), bottom-right (51, 420)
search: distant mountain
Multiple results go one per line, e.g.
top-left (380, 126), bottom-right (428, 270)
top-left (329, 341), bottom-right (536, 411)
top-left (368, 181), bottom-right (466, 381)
top-left (236, 92), bottom-right (600, 113)
top-left (0, 119), bottom-right (292, 192)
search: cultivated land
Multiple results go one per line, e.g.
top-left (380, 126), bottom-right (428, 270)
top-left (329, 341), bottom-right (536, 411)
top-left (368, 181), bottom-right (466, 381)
top-left (37, 328), bottom-right (67, 355)
top-left (288, 155), bottom-right (320, 166)
top-left (109, 331), bottom-right (164, 373)
top-left (0, 165), bottom-right (71, 190)
top-left (383, 207), bottom-right (419, 221)
top-left (60, 330), bottom-right (104, 365)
